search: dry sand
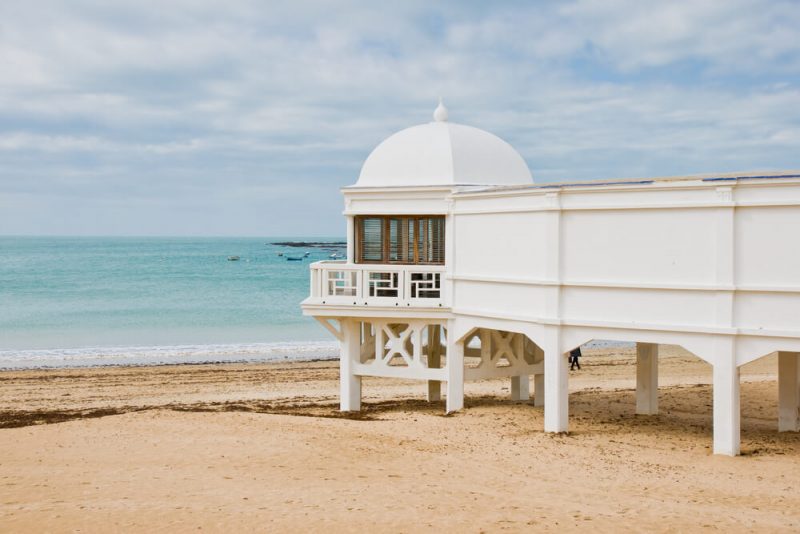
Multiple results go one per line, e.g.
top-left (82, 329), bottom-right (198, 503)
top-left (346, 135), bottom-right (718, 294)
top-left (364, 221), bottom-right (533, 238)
top-left (1, 345), bottom-right (800, 532)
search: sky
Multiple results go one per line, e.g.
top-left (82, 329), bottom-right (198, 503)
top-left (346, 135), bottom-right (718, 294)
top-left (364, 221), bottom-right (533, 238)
top-left (1, 0), bottom-right (799, 237)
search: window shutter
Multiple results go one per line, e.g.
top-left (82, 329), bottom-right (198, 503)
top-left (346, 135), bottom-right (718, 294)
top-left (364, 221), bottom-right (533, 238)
top-left (355, 215), bottom-right (445, 265)
top-left (360, 218), bottom-right (383, 262)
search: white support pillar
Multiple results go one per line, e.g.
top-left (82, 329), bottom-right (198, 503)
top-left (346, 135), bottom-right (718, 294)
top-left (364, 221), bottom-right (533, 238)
top-left (510, 333), bottom-right (529, 401)
top-left (778, 352), bottom-right (800, 432)
top-left (345, 215), bottom-right (355, 263)
top-left (339, 319), bottom-right (362, 412)
top-left (534, 374), bottom-right (545, 407)
top-left (636, 343), bottom-right (659, 415)
top-left (511, 375), bottom-right (530, 401)
top-left (446, 330), bottom-right (464, 413)
top-left (712, 345), bottom-right (740, 456)
top-left (533, 345), bottom-right (544, 407)
top-left (543, 329), bottom-right (568, 432)
top-left (427, 325), bottom-right (442, 402)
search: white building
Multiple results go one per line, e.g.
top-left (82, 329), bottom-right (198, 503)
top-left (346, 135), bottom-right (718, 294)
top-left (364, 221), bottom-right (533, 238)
top-left (302, 101), bottom-right (800, 456)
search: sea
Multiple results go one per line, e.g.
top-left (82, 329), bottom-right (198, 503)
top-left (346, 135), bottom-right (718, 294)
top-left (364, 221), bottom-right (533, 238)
top-left (0, 236), bottom-right (344, 369)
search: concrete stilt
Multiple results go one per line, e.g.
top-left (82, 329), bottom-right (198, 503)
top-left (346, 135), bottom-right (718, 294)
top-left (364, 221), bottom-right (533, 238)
top-left (778, 351), bottom-right (800, 432)
top-left (636, 342), bottom-right (659, 415)
top-left (544, 332), bottom-right (568, 432)
top-left (427, 325), bottom-right (442, 402)
top-left (533, 345), bottom-right (544, 407)
top-left (511, 375), bottom-right (530, 401)
top-left (712, 350), bottom-right (740, 456)
top-left (446, 333), bottom-right (464, 413)
top-left (534, 374), bottom-right (545, 407)
top-left (340, 319), bottom-right (362, 412)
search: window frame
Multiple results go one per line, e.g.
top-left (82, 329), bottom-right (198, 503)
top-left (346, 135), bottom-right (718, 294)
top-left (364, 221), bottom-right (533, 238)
top-left (354, 215), bottom-right (445, 265)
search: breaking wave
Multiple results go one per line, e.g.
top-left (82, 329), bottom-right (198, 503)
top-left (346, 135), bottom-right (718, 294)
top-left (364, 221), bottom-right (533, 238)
top-left (0, 341), bottom-right (340, 370)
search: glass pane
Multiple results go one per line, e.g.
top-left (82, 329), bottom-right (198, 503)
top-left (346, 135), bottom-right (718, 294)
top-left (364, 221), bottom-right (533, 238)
top-left (388, 218), bottom-right (400, 262)
top-left (417, 219), bottom-right (425, 262)
top-left (361, 218), bottom-right (383, 261)
top-left (408, 219), bottom-right (415, 262)
top-left (431, 217), bottom-right (444, 263)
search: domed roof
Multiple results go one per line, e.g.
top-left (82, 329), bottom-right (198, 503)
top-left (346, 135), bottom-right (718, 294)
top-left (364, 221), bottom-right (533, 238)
top-left (355, 101), bottom-right (533, 187)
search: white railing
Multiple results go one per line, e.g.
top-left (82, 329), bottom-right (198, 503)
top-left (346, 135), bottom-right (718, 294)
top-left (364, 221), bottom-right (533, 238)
top-left (309, 261), bottom-right (446, 307)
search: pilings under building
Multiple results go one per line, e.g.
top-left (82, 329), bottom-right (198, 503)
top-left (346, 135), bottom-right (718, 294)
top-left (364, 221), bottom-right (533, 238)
top-left (302, 102), bottom-right (800, 456)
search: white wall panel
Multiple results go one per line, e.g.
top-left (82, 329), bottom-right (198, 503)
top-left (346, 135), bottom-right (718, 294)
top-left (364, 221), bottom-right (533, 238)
top-left (734, 292), bottom-right (800, 331)
top-left (454, 280), bottom-right (548, 318)
top-left (735, 184), bottom-right (800, 204)
top-left (736, 206), bottom-right (800, 287)
top-left (561, 286), bottom-right (718, 327)
top-left (559, 186), bottom-right (711, 209)
top-left (347, 196), bottom-right (450, 214)
top-left (561, 209), bottom-right (717, 284)
top-left (454, 212), bottom-right (548, 279)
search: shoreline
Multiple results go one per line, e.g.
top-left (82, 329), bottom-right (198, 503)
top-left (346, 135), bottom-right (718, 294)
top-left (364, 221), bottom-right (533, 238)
top-left (0, 339), bottom-right (638, 371)
top-left (0, 339), bottom-right (340, 370)
top-left (0, 355), bottom-right (340, 372)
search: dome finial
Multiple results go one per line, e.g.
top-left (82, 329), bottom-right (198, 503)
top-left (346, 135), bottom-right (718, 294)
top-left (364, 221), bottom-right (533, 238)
top-left (433, 97), bottom-right (448, 122)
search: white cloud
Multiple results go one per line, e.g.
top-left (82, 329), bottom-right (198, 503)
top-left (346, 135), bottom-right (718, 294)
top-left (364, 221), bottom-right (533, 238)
top-left (0, 0), bottom-right (799, 235)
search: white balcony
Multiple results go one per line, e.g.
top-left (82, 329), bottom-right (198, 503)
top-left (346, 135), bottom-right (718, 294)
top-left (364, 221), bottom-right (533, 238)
top-left (308, 261), bottom-right (446, 308)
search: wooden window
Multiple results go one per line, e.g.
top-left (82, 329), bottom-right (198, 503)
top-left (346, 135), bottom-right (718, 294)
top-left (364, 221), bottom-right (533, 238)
top-left (355, 215), bottom-right (445, 265)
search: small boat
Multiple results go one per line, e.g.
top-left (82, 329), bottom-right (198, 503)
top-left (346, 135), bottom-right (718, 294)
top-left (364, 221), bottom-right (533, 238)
top-left (304, 251), bottom-right (311, 257)
top-left (329, 253), bottom-right (340, 259)
top-left (276, 252), bottom-right (283, 257)
top-left (286, 256), bottom-right (304, 262)
top-left (227, 256), bottom-right (240, 261)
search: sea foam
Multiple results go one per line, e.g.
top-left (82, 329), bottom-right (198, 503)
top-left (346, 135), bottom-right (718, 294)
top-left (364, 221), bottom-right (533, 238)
top-left (0, 341), bottom-right (340, 370)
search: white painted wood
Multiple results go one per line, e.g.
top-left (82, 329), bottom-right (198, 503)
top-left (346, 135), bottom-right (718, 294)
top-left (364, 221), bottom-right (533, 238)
top-left (713, 342), bottom-right (740, 456)
top-left (340, 320), bottom-right (362, 412)
top-left (446, 330), bottom-right (465, 413)
top-left (354, 364), bottom-right (446, 380)
top-left (315, 317), bottom-right (343, 341)
top-left (346, 215), bottom-right (355, 263)
top-left (308, 262), bottom-right (445, 308)
top-left (532, 345), bottom-right (545, 407)
top-left (511, 375), bottom-right (530, 401)
top-left (778, 351), bottom-right (800, 432)
top-left (635, 343), bottom-right (659, 415)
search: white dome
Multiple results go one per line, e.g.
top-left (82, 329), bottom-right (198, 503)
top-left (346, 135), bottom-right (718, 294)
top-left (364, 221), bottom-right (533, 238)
top-left (355, 104), bottom-right (533, 187)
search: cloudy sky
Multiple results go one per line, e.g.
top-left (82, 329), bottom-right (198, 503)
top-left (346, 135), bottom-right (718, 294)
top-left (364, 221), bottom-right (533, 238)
top-left (1, 1), bottom-right (799, 237)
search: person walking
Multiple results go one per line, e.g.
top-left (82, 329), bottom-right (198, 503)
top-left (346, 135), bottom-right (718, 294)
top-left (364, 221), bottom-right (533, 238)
top-left (569, 347), bottom-right (582, 370)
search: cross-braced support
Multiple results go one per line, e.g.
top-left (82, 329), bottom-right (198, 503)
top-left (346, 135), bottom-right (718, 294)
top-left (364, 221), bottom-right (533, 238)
top-left (462, 329), bottom-right (542, 401)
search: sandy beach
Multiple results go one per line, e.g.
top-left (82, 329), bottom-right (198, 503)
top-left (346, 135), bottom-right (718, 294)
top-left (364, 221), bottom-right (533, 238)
top-left (2, 345), bottom-right (800, 532)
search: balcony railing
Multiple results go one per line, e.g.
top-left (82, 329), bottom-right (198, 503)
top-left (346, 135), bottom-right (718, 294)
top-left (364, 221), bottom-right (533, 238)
top-left (308, 261), bottom-right (446, 307)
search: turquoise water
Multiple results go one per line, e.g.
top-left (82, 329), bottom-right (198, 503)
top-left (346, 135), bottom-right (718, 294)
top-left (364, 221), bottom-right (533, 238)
top-left (0, 237), bottom-right (344, 368)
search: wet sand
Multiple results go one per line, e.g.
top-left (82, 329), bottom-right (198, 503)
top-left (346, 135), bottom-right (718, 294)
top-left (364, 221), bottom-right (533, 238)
top-left (1, 346), bottom-right (799, 532)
